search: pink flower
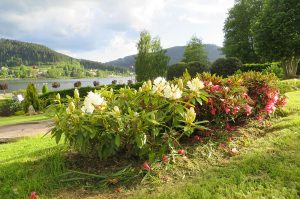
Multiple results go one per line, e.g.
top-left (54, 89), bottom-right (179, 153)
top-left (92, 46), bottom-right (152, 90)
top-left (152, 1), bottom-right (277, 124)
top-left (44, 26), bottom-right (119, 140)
top-left (224, 107), bottom-right (230, 114)
top-left (178, 149), bottom-right (185, 155)
top-left (264, 101), bottom-right (276, 114)
top-left (226, 123), bottom-right (235, 131)
top-left (219, 143), bottom-right (226, 148)
top-left (244, 104), bottom-right (253, 116)
top-left (162, 155), bottom-right (168, 163)
top-left (231, 148), bottom-right (239, 154)
top-left (257, 115), bottom-right (263, 121)
top-left (210, 85), bottom-right (221, 93)
top-left (232, 106), bottom-right (240, 115)
top-left (277, 97), bottom-right (287, 107)
top-left (210, 108), bottom-right (216, 115)
top-left (30, 192), bottom-right (37, 199)
top-left (192, 135), bottom-right (201, 142)
top-left (142, 161), bottom-right (151, 171)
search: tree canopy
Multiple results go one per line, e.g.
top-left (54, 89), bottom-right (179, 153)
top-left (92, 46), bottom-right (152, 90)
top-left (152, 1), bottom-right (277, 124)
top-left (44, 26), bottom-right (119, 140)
top-left (134, 31), bottom-right (169, 82)
top-left (252, 0), bottom-right (300, 77)
top-left (223, 0), bottom-right (262, 63)
top-left (182, 36), bottom-right (209, 66)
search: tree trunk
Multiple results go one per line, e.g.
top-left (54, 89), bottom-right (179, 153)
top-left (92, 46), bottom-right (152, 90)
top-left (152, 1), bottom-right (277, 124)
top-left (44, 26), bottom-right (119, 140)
top-left (283, 56), bottom-right (299, 79)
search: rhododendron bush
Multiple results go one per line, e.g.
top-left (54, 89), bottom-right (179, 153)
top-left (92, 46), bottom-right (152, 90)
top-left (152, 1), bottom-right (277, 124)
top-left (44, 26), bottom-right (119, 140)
top-left (51, 71), bottom-right (286, 160)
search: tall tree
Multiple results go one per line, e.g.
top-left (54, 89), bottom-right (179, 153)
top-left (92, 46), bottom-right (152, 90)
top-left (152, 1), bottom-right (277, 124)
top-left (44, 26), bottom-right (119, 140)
top-left (182, 36), bottom-right (209, 66)
top-left (134, 31), bottom-right (169, 82)
top-left (223, 0), bottom-right (263, 63)
top-left (252, 0), bottom-right (300, 78)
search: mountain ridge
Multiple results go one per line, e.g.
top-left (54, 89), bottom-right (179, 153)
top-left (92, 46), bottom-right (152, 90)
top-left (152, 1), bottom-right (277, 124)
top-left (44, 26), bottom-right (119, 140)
top-left (105, 44), bottom-right (224, 68)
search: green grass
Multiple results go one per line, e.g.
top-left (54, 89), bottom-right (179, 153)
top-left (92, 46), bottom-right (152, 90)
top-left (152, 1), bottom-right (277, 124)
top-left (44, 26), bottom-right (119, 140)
top-left (0, 91), bottom-right (300, 198)
top-left (0, 114), bottom-right (50, 126)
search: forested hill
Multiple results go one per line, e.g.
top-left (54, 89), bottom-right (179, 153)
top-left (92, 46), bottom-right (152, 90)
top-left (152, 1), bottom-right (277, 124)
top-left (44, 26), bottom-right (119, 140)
top-left (0, 38), bottom-right (128, 72)
top-left (0, 39), bottom-right (73, 66)
top-left (105, 44), bottom-right (224, 68)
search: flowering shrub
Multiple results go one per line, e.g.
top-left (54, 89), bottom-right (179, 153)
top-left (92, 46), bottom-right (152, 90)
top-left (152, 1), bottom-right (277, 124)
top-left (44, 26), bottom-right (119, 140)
top-left (51, 72), bottom-right (286, 160)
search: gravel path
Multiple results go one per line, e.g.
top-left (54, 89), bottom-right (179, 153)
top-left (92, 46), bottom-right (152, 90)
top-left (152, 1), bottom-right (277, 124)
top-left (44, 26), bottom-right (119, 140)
top-left (0, 120), bottom-right (54, 143)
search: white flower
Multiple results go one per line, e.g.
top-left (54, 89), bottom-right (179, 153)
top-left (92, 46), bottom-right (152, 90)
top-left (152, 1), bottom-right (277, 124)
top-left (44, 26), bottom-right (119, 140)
top-left (81, 92), bottom-right (107, 113)
top-left (139, 80), bottom-right (152, 92)
top-left (152, 77), bottom-right (168, 96)
top-left (163, 84), bottom-right (182, 100)
top-left (187, 78), bottom-right (205, 92)
top-left (185, 107), bottom-right (196, 124)
top-left (112, 106), bottom-right (121, 117)
top-left (66, 102), bottom-right (75, 114)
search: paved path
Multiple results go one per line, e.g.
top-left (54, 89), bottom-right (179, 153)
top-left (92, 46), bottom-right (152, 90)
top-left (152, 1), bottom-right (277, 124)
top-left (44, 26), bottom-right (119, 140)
top-left (0, 120), bottom-right (54, 143)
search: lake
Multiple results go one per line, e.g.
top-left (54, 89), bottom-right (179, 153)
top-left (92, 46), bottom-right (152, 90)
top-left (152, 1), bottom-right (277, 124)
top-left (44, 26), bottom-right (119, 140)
top-left (0, 77), bottom-right (134, 92)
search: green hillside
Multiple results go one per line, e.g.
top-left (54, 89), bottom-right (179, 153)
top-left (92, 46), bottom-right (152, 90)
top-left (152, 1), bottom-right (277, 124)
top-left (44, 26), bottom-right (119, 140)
top-left (105, 44), bottom-right (224, 67)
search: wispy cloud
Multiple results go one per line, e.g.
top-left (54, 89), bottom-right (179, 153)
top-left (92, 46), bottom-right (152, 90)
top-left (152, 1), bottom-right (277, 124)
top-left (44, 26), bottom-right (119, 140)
top-left (0, 0), bottom-right (234, 62)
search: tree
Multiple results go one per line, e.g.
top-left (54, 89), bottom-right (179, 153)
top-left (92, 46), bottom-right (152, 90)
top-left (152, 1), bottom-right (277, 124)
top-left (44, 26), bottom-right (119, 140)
top-left (223, 0), bottom-right (263, 63)
top-left (252, 0), bottom-right (300, 78)
top-left (42, 84), bottom-right (49, 94)
top-left (211, 57), bottom-right (243, 77)
top-left (182, 36), bottom-right (209, 66)
top-left (23, 83), bottom-right (40, 112)
top-left (134, 31), bottom-right (169, 82)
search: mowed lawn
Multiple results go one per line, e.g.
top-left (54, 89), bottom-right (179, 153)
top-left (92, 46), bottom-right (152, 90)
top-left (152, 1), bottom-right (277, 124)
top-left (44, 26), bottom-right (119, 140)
top-left (0, 91), bottom-right (299, 198)
top-left (0, 114), bottom-right (50, 126)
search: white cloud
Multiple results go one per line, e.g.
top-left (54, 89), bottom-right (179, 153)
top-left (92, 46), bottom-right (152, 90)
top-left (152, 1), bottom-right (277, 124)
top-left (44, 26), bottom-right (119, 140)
top-left (0, 0), bottom-right (235, 62)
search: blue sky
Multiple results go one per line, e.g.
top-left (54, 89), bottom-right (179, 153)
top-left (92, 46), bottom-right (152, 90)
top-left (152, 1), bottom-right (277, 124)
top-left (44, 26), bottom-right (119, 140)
top-left (0, 0), bottom-right (235, 62)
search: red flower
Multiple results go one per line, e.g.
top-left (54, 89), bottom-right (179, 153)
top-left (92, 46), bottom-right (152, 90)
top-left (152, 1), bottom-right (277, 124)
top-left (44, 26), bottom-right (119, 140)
top-left (244, 104), bottom-right (252, 116)
top-left (30, 192), bottom-right (37, 199)
top-left (219, 143), bottom-right (225, 148)
top-left (192, 135), bottom-right (201, 142)
top-left (162, 155), bottom-right (168, 163)
top-left (210, 108), bottom-right (216, 115)
top-left (225, 123), bottom-right (235, 131)
top-left (257, 115), bottom-right (263, 121)
top-left (277, 97), bottom-right (287, 107)
top-left (142, 161), bottom-right (151, 171)
top-left (178, 149), bottom-right (185, 155)
top-left (232, 106), bottom-right (240, 115)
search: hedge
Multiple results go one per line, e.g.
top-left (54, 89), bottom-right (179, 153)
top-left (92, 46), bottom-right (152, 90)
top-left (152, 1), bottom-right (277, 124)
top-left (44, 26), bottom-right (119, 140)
top-left (240, 62), bottom-right (281, 72)
top-left (211, 57), bottom-right (242, 77)
top-left (167, 61), bottom-right (209, 80)
top-left (39, 82), bottom-right (143, 106)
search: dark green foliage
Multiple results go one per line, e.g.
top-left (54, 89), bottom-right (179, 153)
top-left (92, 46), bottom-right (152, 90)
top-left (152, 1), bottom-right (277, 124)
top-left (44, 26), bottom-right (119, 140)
top-left (42, 84), bottom-right (49, 94)
top-left (211, 57), bottom-right (243, 77)
top-left (52, 82), bottom-right (60, 88)
top-left (223, 0), bottom-right (262, 63)
top-left (80, 59), bottom-right (128, 72)
top-left (240, 62), bottom-right (281, 72)
top-left (0, 99), bottom-right (23, 116)
top-left (252, 0), bottom-right (300, 78)
top-left (182, 36), bottom-right (209, 66)
top-left (74, 81), bottom-right (81, 88)
top-left (135, 31), bottom-right (169, 81)
top-left (0, 39), bottom-right (72, 66)
top-left (23, 83), bottom-right (40, 112)
top-left (166, 61), bottom-right (209, 80)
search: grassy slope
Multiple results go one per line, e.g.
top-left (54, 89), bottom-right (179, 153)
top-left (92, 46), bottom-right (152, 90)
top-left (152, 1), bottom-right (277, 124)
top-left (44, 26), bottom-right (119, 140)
top-left (0, 114), bottom-right (50, 126)
top-left (0, 91), bottom-right (299, 198)
top-left (133, 91), bottom-right (300, 198)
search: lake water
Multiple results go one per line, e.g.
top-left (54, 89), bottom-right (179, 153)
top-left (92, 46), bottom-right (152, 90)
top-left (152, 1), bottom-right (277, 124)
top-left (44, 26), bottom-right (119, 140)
top-left (0, 77), bottom-right (134, 92)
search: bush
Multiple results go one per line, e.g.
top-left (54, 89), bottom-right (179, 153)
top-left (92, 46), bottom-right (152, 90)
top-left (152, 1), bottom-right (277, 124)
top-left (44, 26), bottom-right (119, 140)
top-left (240, 62), bottom-right (281, 72)
top-left (262, 64), bottom-right (284, 78)
top-left (167, 61), bottom-right (209, 80)
top-left (42, 84), bottom-right (49, 94)
top-left (0, 83), bottom-right (8, 93)
top-left (74, 81), bottom-right (82, 88)
top-left (93, 81), bottom-right (99, 87)
top-left (51, 72), bottom-right (285, 160)
top-left (23, 83), bottom-right (40, 112)
top-left (0, 99), bottom-right (23, 116)
top-left (52, 82), bottom-right (60, 88)
top-left (211, 57), bottom-right (242, 77)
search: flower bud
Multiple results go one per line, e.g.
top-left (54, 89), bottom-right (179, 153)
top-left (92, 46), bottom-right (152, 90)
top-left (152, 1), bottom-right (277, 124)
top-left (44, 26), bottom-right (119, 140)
top-left (74, 88), bottom-right (80, 99)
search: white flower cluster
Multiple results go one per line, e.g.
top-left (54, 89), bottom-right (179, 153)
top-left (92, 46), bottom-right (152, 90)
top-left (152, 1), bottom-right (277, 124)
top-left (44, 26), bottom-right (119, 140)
top-left (81, 92), bottom-right (107, 113)
top-left (187, 77), bottom-right (205, 92)
top-left (152, 77), bottom-right (183, 100)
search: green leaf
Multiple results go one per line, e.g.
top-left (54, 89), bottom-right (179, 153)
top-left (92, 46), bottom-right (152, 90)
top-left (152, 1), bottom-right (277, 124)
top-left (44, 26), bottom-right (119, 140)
top-left (115, 134), bottom-right (121, 147)
top-left (196, 97), bottom-right (202, 105)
